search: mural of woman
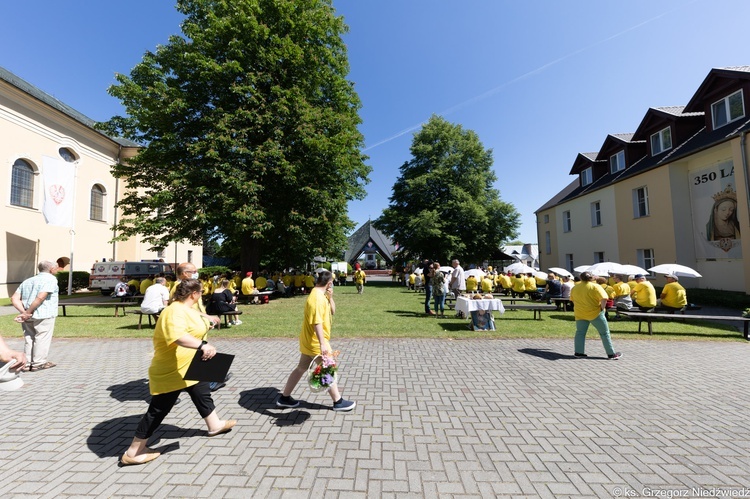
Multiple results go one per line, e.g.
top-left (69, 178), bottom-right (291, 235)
top-left (706, 185), bottom-right (740, 241)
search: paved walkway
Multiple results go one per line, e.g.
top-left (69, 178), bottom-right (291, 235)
top-left (1, 336), bottom-right (749, 498)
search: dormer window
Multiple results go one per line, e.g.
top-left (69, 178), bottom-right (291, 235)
top-left (610, 150), bottom-right (625, 174)
top-left (650, 127), bottom-right (672, 155)
top-left (581, 167), bottom-right (592, 186)
top-left (711, 89), bottom-right (744, 129)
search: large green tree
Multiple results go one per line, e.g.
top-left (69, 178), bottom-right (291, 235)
top-left (100, 0), bottom-right (369, 272)
top-left (374, 115), bottom-right (519, 264)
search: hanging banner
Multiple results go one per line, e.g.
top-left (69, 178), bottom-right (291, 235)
top-left (42, 155), bottom-right (75, 227)
top-left (691, 160), bottom-right (742, 259)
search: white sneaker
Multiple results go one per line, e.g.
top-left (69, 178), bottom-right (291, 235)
top-left (232, 320), bottom-right (242, 325)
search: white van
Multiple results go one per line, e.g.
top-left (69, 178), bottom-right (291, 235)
top-left (89, 261), bottom-right (175, 295)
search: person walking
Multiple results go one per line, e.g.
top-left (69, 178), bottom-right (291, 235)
top-left (276, 270), bottom-right (355, 412)
top-left (10, 260), bottom-right (60, 371)
top-left (354, 268), bottom-right (366, 295)
top-left (120, 279), bottom-right (236, 466)
top-left (432, 262), bottom-right (447, 318)
top-left (569, 272), bottom-right (622, 360)
top-left (422, 258), bottom-right (435, 315)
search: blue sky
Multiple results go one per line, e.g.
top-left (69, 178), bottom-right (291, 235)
top-left (2, 0), bottom-right (748, 244)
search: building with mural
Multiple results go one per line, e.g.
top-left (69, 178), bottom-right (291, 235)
top-left (536, 66), bottom-right (750, 293)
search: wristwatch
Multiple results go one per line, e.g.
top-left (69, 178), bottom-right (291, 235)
top-left (199, 340), bottom-right (207, 351)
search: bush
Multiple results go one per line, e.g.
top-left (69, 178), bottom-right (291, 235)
top-left (199, 265), bottom-right (232, 277)
top-left (56, 271), bottom-right (90, 295)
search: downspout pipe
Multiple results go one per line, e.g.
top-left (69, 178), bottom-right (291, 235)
top-left (742, 132), bottom-right (750, 223)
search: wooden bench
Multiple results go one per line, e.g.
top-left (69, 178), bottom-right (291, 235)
top-left (503, 303), bottom-right (557, 320)
top-left (130, 310), bottom-right (160, 329)
top-left (237, 291), bottom-right (274, 304)
top-left (218, 310), bottom-right (243, 329)
top-left (619, 311), bottom-right (750, 339)
top-left (59, 301), bottom-right (137, 317)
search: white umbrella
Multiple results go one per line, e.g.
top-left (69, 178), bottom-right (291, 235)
top-left (465, 269), bottom-right (486, 279)
top-left (534, 271), bottom-right (549, 281)
top-left (413, 268), bottom-right (423, 275)
top-left (547, 267), bottom-right (572, 278)
top-left (505, 263), bottom-right (535, 274)
top-left (586, 262), bottom-right (628, 277)
top-left (620, 264), bottom-right (648, 276)
top-left (314, 268), bottom-right (328, 273)
top-left (573, 265), bottom-right (592, 273)
top-left (648, 263), bottom-right (702, 278)
top-left (439, 266), bottom-right (454, 274)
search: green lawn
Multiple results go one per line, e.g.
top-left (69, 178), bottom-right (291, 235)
top-left (0, 281), bottom-right (744, 342)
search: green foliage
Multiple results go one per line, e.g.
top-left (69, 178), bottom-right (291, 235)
top-left (55, 271), bottom-right (91, 295)
top-left (199, 265), bottom-right (233, 276)
top-left (684, 288), bottom-right (750, 309)
top-left (100, 0), bottom-right (370, 273)
top-left (374, 115), bottom-right (520, 264)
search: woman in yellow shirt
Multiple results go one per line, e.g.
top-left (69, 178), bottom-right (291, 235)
top-left (120, 279), bottom-right (236, 466)
top-left (570, 272), bottom-right (622, 360)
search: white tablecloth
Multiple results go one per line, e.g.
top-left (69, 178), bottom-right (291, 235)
top-left (456, 297), bottom-right (505, 316)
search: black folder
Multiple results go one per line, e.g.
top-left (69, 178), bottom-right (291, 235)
top-left (183, 351), bottom-right (235, 382)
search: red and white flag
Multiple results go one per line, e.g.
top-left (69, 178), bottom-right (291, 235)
top-left (42, 155), bottom-right (75, 227)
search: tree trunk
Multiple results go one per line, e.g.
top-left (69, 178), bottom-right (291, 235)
top-left (240, 235), bottom-right (261, 275)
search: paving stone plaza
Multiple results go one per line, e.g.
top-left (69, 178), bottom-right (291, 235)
top-left (1, 336), bottom-right (749, 498)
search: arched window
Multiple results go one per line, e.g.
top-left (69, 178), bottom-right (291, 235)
top-left (11, 159), bottom-right (34, 208)
top-left (90, 184), bottom-right (106, 221)
top-left (59, 147), bottom-right (77, 163)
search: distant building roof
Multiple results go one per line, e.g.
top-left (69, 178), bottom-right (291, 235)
top-left (0, 65), bottom-right (139, 148)
top-left (344, 220), bottom-right (397, 264)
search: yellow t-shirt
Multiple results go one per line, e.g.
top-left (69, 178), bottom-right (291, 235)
top-left (633, 281), bottom-right (657, 308)
top-left (241, 277), bottom-right (255, 295)
top-left (512, 276), bottom-right (525, 292)
top-left (500, 275), bottom-right (512, 289)
top-left (570, 281), bottom-right (607, 321)
top-left (524, 276), bottom-right (537, 291)
top-left (140, 278), bottom-right (153, 295)
top-left (255, 276), bottom-right (268, 290)
top-left (612, 281), bottom-right (630, 297)
top-left (481, 277), bottom-right (493, 292)
top-left (294, 274), bottom-right (304, 287)
top-left (304, 275), bottom-right (315, 288)
top-left (299, 288), bottom-right (331, 357)
top-left (128, 278), bottom-right (141, 291)
top-left (466, 276), bottom-right (478, 292)
top-left (661, 282), bottom-right (687, 308)
top-left (148, 301), bottom-right (210, 395)
top-left (282, 275), bottom-right (293, 286)
top-left (354, 270), bottom-right (366, 284)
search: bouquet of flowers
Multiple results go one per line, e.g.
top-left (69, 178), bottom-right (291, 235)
top-left (308, 350), bottom-right (340, 393)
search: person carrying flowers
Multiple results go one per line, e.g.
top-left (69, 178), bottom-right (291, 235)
top-left (276, 270), bottom-right (356, 412)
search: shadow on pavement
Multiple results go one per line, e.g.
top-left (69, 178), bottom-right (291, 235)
top-left (517, 348), bottom-right (578, 361)
top-left (107, 378), bottom-right (151, 402)
top-left (239, 387), bottom-right (329, 427)
top-left (88, 415), bottom-right (188, 458)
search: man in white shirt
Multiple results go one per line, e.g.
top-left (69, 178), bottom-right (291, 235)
top-left (140, 277), bottom-right (170, 314)
top-left (449, 259), bottom-right (466, 299)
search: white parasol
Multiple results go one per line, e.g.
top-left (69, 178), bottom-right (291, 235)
top-left (648, 263), bottom-right (702, 278)
top-left (465, 269), bottom-right (486, 279)
top-left (547, 267), bottom-right (572, 278)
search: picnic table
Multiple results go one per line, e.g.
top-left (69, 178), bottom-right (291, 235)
top-left (59, 300), bottom-right (138, 317)
top-left (237, 290), bottom-right (274, 304)
top-left (619, 311), bottom-right (750, 339)
top-left (455, 297), bottom-right (505, 316)
top-left (502, 303), bottom-right (557, 320)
